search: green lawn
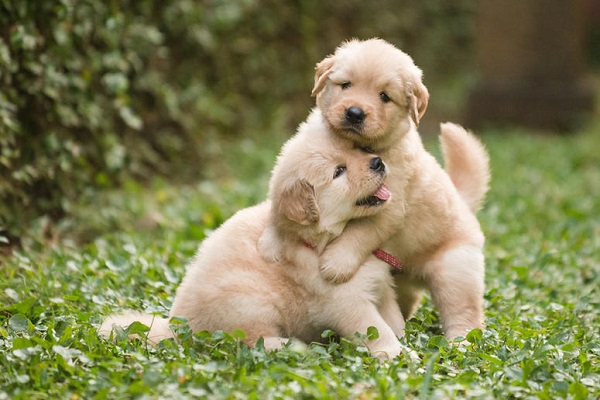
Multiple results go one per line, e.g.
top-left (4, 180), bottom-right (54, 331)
top-left (1, 125), bottom-right (599, 399)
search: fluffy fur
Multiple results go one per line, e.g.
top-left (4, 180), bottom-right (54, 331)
top-left (305, 38), bottom-right (491, 340)
top-left (100, 120), bottom-right (412, 360)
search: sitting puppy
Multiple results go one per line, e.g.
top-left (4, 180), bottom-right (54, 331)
top-left (299, 38), bottom-right (491, 340)
top-left (100, 119), bottom-right (410, 360)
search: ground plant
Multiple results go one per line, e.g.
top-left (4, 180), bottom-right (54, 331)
top-left (1, 125), bottom-right (599, 398)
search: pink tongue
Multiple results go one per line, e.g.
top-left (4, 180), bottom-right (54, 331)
top-left (374, 184), bottom-right (391, 201)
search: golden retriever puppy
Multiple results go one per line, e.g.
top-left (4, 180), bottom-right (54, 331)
top-left (100, 119), bottom-right (410, 360)
top-left (308, 38), bottom-right (491, 340)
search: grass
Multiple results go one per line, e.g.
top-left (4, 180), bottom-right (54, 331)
top-left (1, 123), bottom-right (599, 399)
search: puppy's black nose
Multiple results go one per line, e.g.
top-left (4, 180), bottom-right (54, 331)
top-left (345, 106), bottom-right (366, 125)
top-left (369, 157), bottom-right (385, 173)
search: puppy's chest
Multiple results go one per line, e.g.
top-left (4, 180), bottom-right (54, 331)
top-left (385, 161), bottom-right (416, 205)
top-left (385, 219), bottom-right (443, 267)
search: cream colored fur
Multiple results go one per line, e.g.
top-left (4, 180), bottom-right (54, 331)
top-left (308, 38), bottom-right (491, 340)
top-left (100, 120), bottom-right (412, 360)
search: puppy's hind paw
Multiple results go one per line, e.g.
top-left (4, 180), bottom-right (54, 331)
top-left (401, 345), bottom-right (420, 362)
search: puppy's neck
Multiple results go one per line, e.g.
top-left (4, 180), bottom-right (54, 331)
top-left (274, 217), bottom-right (343, 256)
top-left (292, 224), bottom-right (339, 254)
top-left (363, 122), bottom-right (423, 156)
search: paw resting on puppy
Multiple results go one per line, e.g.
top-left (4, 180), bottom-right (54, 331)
top-left (318, 245), bottom-right (361, 284)
top-left (257, 224), bottom-right (284, 263)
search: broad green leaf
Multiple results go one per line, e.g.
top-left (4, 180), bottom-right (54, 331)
top-left (8, 314), bottom-right (31, 332)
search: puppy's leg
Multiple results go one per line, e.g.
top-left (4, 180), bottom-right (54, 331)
top-left (258, 223), bottom-right (285, 263)
top-left (332, 302), bottom-right (404, 360)
top-left (425, 245), bottom-right (485, 340)
top-left (378, 287), bottom-right (421, 360)
top-left (378, 285), bottom-right (406, 339)
top-left (393, 277), bottom-right (424, 321)
top-left (98, 312), bottom-right (174, 345)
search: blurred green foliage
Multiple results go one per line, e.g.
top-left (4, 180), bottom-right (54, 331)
top-left (0, 0), bottom-right (477, 240)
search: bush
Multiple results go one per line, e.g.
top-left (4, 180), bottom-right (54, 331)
top-left (0, 0), bottom-right (477, 241)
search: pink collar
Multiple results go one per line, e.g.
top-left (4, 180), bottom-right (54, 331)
top-left (303, 242), bottom-right (403, 273)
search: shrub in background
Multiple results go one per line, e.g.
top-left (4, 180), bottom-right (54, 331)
top-left (0, 0), bottom-right (476, 242)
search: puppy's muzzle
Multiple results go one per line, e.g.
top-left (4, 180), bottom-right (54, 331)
top-left (345, 106), bottom-right (366, 125)
top-left (356, 157), bottom-right (390, 207)
top-left (370, 156), bottom-right (385, 175)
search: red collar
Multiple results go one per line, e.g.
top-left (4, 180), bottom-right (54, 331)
top-left (303, 242), bottom-right (403, 273)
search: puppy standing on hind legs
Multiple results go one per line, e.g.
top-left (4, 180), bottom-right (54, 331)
top-left (309, 38), bottom-right (491, 341)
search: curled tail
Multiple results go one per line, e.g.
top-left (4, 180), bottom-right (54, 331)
top-left (440, 122), bottom-right (490, 213)
top-left (98, 311), bottom-right (174, 345)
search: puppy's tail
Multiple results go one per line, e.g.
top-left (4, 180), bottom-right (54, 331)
top-left (98, 311), bottom-right (174, 345)
top-left (440, 122), bottom-right (490, 213)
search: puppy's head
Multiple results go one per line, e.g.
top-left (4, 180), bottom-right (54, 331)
top-left (269, 130), bottom-right (390, 237)
top-left (312, 38), bottom-right (429, 148)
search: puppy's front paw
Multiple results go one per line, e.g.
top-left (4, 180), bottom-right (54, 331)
top-left (372, 343), bottom-right (419, 362)
top-left (319, 262), bottom-right (353, 284)
top-left (319, 248), bottom-right (360, 284)
top-left (258, 227), bottom-right (283, 263)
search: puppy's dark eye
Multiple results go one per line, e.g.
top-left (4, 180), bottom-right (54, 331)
top-left (341, 82), bottom-right (351, 90)
top-left (359, 146), bottom-right (375, 154)
top-left (380, 92), bottom-right (391, 103)
top-left (333, 165), bottom-right (346, 179)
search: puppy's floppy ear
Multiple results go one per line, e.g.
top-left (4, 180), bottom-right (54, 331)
top-left (407, 79), bottom-right (429, 126)
top-left (311, 55), bottom-right (335, 97)
top-left (277, 179), bottom-right (319, 225)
